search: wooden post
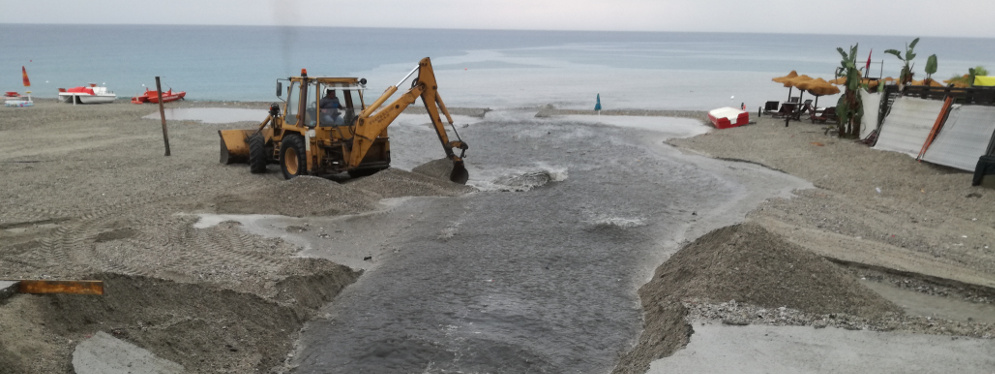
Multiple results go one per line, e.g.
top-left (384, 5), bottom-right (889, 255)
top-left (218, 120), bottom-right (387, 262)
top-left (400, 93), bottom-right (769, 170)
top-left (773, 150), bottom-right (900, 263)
top-left (156, 76), bottom-right (171, 156)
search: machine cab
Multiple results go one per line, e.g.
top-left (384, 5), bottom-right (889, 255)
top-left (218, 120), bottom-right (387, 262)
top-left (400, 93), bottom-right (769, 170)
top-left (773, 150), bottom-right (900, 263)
top-left (278, 75), bottom-right (367, 129)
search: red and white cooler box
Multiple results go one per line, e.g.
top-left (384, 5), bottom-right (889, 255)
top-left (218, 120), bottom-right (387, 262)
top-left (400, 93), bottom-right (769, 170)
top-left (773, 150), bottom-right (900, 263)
top-left (707, 107), bottom-right (749, 129)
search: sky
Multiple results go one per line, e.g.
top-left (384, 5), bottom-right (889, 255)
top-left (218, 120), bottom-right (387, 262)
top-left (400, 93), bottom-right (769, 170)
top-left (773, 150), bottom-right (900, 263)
top-left (2, 0), bottom-right (995, 38)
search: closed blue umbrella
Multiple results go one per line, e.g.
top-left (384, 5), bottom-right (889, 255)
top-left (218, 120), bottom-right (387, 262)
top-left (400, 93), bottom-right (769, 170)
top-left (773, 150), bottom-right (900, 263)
top-left (594, 93), bottom-right (602, 112)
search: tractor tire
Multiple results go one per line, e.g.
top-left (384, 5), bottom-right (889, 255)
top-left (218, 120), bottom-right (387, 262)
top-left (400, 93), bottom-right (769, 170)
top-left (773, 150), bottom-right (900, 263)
top-left (280, 134), bottom-right (307, 180)
top-left (248, 134), bottom-right (267, 174)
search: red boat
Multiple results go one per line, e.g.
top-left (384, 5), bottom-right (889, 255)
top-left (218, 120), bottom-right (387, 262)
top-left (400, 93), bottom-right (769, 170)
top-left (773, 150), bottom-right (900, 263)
top-left (131, 88), bottom-right (186, 104)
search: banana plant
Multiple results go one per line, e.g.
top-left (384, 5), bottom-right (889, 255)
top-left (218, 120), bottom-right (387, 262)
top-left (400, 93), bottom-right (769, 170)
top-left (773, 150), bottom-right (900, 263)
top-left (924, 54), bottom-right (938, 85)
top-left (884, 37), bottom-right (919, 85)
top-left (835, 44), bottom-right (863, 137)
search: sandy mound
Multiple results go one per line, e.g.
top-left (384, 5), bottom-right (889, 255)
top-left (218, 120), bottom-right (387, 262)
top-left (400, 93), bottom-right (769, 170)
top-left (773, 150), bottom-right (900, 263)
top-left (347, 167), bottom-right (475, 198)
top-left (215, 162), bottom-right (473, 216)
top-left (214, 175), bottom-right (382, 217)
top-left (647, 223), bottom-right (901, 318)
top-left (613, 223), bottom-right (902, 374)
top-left (0, 259), bottom-right (360, 373)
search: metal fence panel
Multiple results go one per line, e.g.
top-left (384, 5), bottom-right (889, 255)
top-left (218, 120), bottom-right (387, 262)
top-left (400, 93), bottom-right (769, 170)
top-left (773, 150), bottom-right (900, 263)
top-left (922, 105), bottom-right (995, 171)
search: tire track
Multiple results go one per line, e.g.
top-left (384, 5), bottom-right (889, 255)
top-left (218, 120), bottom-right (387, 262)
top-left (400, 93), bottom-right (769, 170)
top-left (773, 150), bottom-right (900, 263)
top-left (3, 187), bottom-right (297, 284)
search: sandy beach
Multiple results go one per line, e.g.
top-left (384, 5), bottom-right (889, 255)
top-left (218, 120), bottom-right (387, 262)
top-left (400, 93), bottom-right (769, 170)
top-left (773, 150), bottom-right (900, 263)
top-left (1, 100), bottom-right (993, 373)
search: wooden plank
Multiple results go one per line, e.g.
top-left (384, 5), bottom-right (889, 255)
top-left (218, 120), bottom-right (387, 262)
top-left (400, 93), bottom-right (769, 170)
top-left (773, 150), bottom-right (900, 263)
top-left (18, 280), bottom-right (104, 295)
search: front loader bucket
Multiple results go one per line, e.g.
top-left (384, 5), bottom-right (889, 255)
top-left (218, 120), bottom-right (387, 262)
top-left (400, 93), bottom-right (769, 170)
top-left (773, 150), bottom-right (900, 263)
top-left (450, 159), bottom-right (469, 184)
top-left (218, 129), bottom-right (255, 164)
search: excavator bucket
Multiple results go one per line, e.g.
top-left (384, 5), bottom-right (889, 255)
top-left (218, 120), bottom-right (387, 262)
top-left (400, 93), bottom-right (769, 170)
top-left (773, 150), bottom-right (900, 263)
top-left (219, 129), bottom-right (254, 164)
top-left (219, 114), bottom-right (276, 164)
top-left (219, 128), bottom-right (273, 164)
top-left (450, 160), bottom-right (469, 184)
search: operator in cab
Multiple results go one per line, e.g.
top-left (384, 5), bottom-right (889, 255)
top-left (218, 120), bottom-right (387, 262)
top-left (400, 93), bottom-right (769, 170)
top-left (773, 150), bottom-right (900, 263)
top-left (320, 89), bottom-right (343, 125)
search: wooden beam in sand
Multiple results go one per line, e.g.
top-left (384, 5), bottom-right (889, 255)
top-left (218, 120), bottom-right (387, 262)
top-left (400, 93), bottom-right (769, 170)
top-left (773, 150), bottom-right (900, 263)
top-left (17, 280), bottom-right (105, 295)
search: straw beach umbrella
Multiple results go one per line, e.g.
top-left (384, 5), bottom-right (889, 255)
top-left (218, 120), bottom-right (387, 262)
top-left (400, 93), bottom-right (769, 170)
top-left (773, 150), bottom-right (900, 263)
top-left (772, 70), bottom-right (799, 102)
top-left (795, 77), bottom-right (839, 107)
top-left (784, 74), bottom-right (814, 104)
top-left (772, 70), bottom-right (798, 84)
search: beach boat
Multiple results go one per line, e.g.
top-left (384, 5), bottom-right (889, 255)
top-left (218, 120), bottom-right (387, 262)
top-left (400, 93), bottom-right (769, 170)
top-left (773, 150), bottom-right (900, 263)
top-left (149, 89), bottom-right (186, 104)
top-left (58, 84), bottom-right (117, 104)
top-left (3, 91), bottom-right (26, 102)
top-left (707, 107), bottom-right (750, 129)
top-left (4, 92), bottom-right (33, 107)
top-left (131, 91), bottom-right (149, 104)
top-left (132, 88), bottom-right (186, 104)
top-left (6, 67), bottom-right (35, 107)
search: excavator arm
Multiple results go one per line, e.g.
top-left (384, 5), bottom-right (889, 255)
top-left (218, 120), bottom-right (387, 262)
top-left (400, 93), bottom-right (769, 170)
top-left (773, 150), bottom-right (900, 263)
top-left (350, 57), bottom-right (469, 183)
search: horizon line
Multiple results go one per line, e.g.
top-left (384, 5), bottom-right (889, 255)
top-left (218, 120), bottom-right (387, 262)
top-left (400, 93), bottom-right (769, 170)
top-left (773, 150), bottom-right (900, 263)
top-left (2, 22), bottom-right (988, 40)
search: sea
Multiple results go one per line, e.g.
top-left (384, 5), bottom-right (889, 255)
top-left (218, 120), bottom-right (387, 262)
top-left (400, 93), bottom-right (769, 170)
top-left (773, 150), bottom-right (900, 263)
top-left (4, 24), bottom-right (995, 110)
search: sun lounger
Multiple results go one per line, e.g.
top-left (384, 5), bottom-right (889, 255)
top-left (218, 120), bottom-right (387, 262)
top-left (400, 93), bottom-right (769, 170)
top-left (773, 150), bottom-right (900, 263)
top-left (810, 106), bottom-right (838, 123)
top-left (771, 102), bottom-right (798, 119)
top-left (762, 101), bottom-right (780, 116)
top-left (802, 102), bottom-right (821, 122)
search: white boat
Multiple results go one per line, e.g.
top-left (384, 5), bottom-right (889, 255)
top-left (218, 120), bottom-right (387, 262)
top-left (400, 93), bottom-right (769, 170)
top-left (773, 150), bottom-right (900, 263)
top-left (58, 84), bottom-right (117, 104)
top-left (4, 91), bottom-right (33, 107)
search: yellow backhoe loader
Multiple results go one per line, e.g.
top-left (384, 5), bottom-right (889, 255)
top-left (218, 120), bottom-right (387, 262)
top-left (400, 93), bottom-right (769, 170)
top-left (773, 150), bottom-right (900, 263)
top-left (218, 57), bottom-right (469, 183)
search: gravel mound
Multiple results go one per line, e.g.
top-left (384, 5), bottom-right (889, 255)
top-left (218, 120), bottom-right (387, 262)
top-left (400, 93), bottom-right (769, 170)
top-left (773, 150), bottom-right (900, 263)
top-left (350, 162), bottom-right (475, 198)
top-left (214, 176), bottom-right (381, 217)
top-left (214, 162), bottom-right (474, 216)
top-left (613, 223), bottom-right (902, 374)
top-left (648, 223), bottom-right (902, 318)
top-left (34, 267), bottom-right (359, 374)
